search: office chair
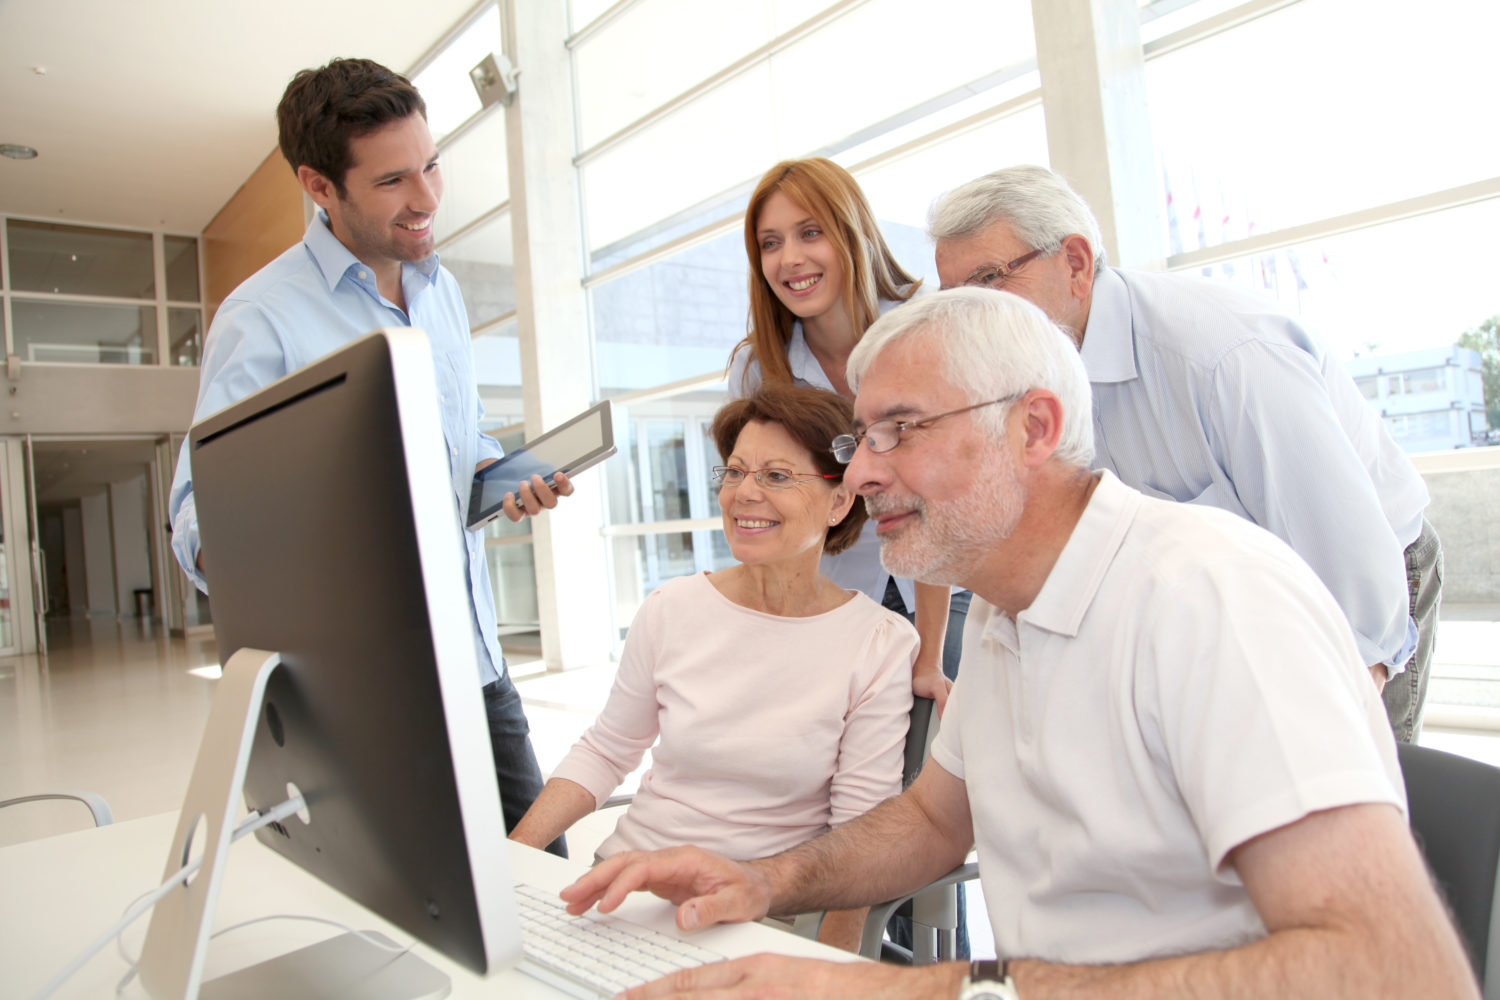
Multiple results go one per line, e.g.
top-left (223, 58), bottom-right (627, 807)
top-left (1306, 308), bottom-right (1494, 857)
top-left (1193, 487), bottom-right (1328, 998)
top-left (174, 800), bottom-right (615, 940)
top-left (1397, 742), bottom-right (1500, 999)
top-left (855, 695), bottom-right (978, 963)
top-left (0, 790), bottom-right (115, 829)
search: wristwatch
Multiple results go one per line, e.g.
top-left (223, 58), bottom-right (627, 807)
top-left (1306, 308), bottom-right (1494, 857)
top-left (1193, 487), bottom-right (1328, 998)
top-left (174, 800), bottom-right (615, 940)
top-left (957, 959), bottom-right (1020, 1000)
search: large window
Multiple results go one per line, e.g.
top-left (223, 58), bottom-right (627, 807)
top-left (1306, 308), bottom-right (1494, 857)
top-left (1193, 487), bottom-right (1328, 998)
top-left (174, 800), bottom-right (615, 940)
top-left (1144, 1), bottom-right (1498, 458)
top-left (570, 0), bottom-right (1050, 624)
top-left (602, 384), bottom-right (734, 634)
top-left (1148, 0), bottom-right (1499, 249)
top-left (573, 0), bottom-right (1037, 259)
top-left (2, 219), bottom-right (203, 367)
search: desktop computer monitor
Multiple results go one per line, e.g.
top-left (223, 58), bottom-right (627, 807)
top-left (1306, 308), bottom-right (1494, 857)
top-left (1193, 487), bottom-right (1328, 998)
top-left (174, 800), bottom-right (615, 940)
top-left (140, 329), bottom-right (520, 997)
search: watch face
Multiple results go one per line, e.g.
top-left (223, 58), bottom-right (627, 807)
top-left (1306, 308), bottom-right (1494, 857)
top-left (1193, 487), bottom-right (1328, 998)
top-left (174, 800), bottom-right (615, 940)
top-left (961, 984), bottom-right (1017, 1000)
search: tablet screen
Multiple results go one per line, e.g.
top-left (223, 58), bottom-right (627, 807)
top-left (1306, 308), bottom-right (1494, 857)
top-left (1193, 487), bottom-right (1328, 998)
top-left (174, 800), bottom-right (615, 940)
top-left (466, 402), bottom-right (615, 529)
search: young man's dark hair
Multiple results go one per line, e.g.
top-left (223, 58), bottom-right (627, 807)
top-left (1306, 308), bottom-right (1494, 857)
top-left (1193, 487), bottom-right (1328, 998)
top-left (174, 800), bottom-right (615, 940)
top-left (276, 57), bottom-right (427, 196)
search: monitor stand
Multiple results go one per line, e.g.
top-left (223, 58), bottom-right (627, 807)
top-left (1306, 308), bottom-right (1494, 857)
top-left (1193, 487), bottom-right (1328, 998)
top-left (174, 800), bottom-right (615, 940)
top-left (137, 648), bottom-right (451, 1000)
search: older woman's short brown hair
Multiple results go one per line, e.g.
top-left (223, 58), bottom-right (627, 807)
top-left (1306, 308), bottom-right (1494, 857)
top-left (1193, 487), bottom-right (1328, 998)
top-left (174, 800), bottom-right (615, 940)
top-left (711, 383), bottom-right (866, 556)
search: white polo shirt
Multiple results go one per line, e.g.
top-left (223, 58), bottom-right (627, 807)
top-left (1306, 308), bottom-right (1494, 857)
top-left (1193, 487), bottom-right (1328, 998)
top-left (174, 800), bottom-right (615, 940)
top-left (931, 471), bottom-right (1402, 965)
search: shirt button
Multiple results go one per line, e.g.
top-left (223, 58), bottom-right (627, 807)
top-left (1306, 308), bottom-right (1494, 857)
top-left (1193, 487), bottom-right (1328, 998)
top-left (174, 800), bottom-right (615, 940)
top-left (358, 270), bottom-right (368, 280)
top-left (451, 447), bottom-right (458, 456)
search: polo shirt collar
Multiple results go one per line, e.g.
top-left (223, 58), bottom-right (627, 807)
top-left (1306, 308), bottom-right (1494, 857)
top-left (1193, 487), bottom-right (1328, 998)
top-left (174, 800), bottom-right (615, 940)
top-left (1078, 267), bottom-right (1138, 385)
top-left (1017, 470), bottom-right (1139, 637)
top-left (304, 211), bottom-right (440, 293)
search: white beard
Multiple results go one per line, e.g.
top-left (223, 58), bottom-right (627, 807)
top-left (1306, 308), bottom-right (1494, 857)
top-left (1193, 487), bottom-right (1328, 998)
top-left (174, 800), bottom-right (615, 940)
top-left (866, 450), bottom-right (1026, 587)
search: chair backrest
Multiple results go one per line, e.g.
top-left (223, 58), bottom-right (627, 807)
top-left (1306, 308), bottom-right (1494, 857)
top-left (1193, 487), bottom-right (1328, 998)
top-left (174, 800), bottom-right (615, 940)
top-left (903, 697), bottom-right (937, 789)
top-left (1396, 742), bottom-right (1500, 997)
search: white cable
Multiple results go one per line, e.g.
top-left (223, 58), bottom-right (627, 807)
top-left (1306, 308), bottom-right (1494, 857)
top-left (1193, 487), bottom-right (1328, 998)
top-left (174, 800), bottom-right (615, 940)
top-left (32, 795), bottom-right (306, 1000)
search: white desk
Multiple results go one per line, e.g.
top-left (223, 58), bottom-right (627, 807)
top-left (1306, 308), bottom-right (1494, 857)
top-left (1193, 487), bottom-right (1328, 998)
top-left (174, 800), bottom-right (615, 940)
top-left (0, 812), bottom-right (855, 999)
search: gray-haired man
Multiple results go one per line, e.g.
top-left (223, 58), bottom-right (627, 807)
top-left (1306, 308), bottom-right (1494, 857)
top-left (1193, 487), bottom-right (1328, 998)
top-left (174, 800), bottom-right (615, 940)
top-left (554, 289), bottom-right (1473, 1000)
top-left (927, 164), bottom-right (1439, 743)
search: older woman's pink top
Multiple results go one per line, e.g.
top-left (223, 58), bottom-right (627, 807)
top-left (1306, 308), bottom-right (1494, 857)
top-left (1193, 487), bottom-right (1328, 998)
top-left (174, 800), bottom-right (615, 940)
top-left (550, 571), bottom-right (917, 861)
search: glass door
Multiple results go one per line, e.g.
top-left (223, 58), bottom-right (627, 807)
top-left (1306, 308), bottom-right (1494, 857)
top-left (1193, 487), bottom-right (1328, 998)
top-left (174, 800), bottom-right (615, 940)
top-left (8, 436), bottom-right (41, 656)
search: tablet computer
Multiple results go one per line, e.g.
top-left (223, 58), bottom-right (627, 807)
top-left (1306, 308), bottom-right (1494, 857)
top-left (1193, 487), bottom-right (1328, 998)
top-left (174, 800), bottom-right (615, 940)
top-left (466, 401), bottom-right (616, 530)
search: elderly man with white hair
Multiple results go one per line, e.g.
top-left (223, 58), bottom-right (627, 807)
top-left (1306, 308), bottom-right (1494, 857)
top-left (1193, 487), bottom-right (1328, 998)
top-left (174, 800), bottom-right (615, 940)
top-left (929, 165), bottom-right (1439, 743)
top-left (556, 289), bottom-right (1475, 1000)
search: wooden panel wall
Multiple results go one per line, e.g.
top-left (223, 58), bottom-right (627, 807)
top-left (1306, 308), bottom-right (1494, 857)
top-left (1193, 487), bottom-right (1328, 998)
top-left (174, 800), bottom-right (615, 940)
top-left (201, 149), bottom-right (305, 325)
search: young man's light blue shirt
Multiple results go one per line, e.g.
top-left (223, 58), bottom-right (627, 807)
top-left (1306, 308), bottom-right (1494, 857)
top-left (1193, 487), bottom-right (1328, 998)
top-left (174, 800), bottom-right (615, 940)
top-left (168, 212), bottom-right (506, 683)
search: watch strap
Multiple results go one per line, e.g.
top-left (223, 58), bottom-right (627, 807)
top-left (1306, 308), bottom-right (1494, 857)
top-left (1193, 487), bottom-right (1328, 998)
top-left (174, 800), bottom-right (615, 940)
top-left (963, 958), bottom-right (1017, 1000)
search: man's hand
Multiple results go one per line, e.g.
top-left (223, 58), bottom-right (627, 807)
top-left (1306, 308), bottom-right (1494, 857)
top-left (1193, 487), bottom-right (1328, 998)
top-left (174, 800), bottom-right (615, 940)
top-left (1368, 662), bottom-right (1388, 692)
top-left (620, 953), bottom-right (965, 999)
top-left (502, 470), bottom-right (573, 521)
top-left (559, 846), bottom-right (771, 932)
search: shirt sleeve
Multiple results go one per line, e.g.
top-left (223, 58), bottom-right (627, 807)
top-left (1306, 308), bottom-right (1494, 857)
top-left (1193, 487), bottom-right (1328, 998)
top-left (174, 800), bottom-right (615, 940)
top-left (1205, 336), bottom-right (1413, 668)
top-left (167, 461), bottom-right (205, 594)
top-left (1146, 540), bottom-right (1404, 873)
top-left (828, 612), bottom-right (917, 826)
top-left (166, 299), bottom-right (292, 593)
top-left (549, 590), bottom-right (666, 806)
top-left (725, 344), bottom-right (761, 400)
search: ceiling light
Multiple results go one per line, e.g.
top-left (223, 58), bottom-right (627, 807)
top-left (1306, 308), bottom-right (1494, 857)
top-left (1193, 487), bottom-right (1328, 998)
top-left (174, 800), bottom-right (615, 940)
top-left (1, 144), bottom-right (38, 160)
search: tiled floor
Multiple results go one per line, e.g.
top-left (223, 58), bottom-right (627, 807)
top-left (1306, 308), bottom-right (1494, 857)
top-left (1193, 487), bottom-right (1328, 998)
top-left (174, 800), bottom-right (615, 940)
top-left (3, 610), bottom-right (1498, 960)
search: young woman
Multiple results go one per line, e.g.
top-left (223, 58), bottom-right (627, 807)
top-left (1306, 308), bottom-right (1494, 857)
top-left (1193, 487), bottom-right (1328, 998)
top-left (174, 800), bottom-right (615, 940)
top-left (727, 157), bottom-right (970, 711)
top-left (510, 384), bottom-right (916, 952)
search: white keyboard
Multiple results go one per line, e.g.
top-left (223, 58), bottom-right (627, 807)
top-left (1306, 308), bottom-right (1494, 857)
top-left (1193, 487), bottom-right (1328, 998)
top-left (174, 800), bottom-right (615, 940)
top-left (514, 882), bottom-right (726, 999)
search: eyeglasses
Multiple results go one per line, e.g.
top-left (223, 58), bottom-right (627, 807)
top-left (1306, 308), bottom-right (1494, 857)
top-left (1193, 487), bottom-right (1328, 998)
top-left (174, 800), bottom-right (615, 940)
top-left (712, 466), bottom-right (841, 490)
top-left (830, 392), bottom-right (1027, 463)
top-left (956, 248), bottom-right (1046, 290)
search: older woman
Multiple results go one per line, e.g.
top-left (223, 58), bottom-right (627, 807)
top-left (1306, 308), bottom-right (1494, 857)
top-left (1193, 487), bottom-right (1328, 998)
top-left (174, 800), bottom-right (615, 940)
top-left (510, 382), bottom-right (916, 951)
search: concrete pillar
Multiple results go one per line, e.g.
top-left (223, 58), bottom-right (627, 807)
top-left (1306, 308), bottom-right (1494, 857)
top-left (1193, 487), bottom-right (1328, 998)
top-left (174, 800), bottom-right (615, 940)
top-left (1031, 0), bottom-right (1165, 269)
top-left (502, 0), bottom-right (613, 670)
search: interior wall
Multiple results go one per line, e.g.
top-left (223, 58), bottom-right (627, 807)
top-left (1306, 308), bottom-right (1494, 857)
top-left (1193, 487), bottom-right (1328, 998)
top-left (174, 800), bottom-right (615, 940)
top-left (108, 474), bottom-right (152, 615)
top-left (202, 148), bottom-right (305, 325)
top-left (4, 367), bottom-right (198, 436)
top-left (79, 492), bottom-right (114, 613)
top-left (61, 505), bottom-right (87, 614)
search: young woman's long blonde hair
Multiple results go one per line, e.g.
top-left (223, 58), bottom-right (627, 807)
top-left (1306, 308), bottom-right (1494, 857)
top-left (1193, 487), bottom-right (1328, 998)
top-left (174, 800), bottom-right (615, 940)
top-left (730, 158), bottom-right (920, 385)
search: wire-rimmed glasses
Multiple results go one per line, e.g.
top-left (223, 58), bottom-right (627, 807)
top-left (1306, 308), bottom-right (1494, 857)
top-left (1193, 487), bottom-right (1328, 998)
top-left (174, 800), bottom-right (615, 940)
top-left (952, 248), bottom-right (1046, 291)
top-left (712, 466), bottom-right (841, 490)
top-left (830, 392), bottom-right (1027, 463)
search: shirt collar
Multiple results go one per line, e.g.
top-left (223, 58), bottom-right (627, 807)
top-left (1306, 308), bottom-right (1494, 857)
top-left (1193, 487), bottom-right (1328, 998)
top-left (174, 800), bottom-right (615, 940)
top-left (786, 322), bottom-right (837, 392)
top-left (1017, 470), bottom-right (1139, 637)
top-left (303, 210), bottom-right (440, 294)
top-left (1078, 267), bottom-right (1138, 384)
top-left (786, 293), bottom-right (912, 391)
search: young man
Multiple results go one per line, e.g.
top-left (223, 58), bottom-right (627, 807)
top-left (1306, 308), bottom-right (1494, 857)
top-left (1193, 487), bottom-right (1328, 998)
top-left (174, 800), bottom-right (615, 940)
top-left (556, 290), bottom-right (1475, 999)
top-left (167, 58), bottom-right (566, 852)
top-left (928, 165), bottom-right (1439, 742)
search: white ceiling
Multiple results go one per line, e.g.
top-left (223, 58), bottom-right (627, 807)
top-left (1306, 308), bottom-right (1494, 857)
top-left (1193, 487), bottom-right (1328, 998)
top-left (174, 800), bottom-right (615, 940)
top-left (0, 0), bottom-right (486, 234)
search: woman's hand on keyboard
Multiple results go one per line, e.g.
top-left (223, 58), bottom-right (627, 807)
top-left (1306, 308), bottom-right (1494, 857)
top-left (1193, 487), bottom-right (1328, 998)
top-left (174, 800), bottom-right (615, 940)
top-left (559, 845), bottom-right (772, 933)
